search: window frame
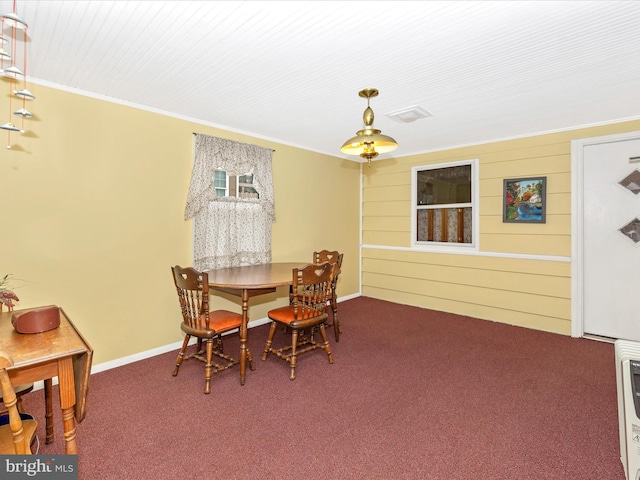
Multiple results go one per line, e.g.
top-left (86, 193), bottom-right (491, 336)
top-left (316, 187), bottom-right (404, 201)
top-left (237, 173), bottom-right (258, 197)
top-left (213, 170), bottom-right (258, 198)
top-left (214, 169), bottom-right (229, 197)
top-left (410, 158), bottom-right (480, 252)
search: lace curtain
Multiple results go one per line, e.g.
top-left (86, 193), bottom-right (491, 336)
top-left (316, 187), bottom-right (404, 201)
top-left (184, 134), bottom-right (275, 270)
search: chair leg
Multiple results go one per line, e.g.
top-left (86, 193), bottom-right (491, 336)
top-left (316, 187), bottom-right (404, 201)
top-left (262, 322), bottom-right (277, 361)
top-left (246, 345), bottom-right (256, 371)
top-left (204, 339), bottom-right (213, 395)
top-left (331, 297), bottom-right (340, 342)
top-left (173, 335), bottom-right (190, 376)
top-left (318, 324), bottom-right (334, 364)
top-left (214, 334), bottom-right (224, 354)
top-left (289, 330), bottom-right (298, 381)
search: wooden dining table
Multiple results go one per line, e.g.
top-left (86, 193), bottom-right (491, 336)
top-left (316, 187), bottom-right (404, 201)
top-left (0, 306), bottom-right (93, 454)
top-left (206, 262), bottom-right (303, 385)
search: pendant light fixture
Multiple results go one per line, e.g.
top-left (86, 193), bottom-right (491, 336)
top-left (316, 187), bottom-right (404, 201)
top-left (0, 1), bottom-right (34, 149)
top-left (341, 88), bottom-right (398, 166)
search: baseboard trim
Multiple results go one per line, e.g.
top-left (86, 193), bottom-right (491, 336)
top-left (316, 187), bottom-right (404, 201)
top-left (91, 317), bottom-right (272, 376)
top-left (32, 294), bottom-right (360, 391)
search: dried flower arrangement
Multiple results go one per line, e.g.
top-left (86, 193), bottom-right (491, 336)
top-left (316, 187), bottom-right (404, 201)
top-left (0, 274), bottom-right (19, 310)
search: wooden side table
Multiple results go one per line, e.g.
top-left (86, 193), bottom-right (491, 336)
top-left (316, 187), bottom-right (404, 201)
top-left (0, 306), bottom-right (93, 454)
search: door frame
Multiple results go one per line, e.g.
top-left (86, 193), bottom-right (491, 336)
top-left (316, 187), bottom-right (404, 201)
top-left (571, 130), bottom-right (640, 337)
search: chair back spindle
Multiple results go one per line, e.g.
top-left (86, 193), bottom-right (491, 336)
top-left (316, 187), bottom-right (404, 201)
top-left (173, 268), bottom-right (211, 331)
top-left (292, 262), bottom-right (334, 320)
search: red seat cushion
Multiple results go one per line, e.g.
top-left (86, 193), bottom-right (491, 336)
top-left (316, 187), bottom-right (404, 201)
top-left (206, 310), bottom-right (242, 331)
top-left (268, 305), bottom-right (325, 326)
top-left (182, 310), bottom-right (242, 335)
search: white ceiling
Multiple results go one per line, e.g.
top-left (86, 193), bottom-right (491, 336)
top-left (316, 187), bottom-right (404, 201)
top-left (6, 1), bottom-right (640, 161)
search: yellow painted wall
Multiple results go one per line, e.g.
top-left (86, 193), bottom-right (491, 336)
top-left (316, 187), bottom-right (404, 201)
top-left (362, 119), bottom-right (640, 335)
top-left (0, 83), bottom-right (360, 365)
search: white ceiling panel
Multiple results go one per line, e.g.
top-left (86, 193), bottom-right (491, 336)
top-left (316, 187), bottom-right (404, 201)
top-left (3, 0), bottom-right (639, 160)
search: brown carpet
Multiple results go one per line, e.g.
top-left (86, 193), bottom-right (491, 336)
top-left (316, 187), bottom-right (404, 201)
top-left (21, 297), bottom-right (624, 479)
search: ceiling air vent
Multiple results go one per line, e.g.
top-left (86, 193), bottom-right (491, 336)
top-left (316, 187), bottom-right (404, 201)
top-left (385, 105), bottom-right (433, 123)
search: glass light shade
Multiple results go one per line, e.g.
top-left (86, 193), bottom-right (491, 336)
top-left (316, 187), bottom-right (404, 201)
top-left (0, 48), bottom-right (11, 60)
top-left (0, 122), bottom-right (20, 131)
top-left (3, 65), bottom-right (23, 78)
top-left (0, 12), bottom-right (28, 30)
top-left (14, 88), bottom-right (35, 100)
top-left (13, 108), bottom-right (32, 118)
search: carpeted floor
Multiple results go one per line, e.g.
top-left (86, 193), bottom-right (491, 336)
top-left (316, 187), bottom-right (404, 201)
top-left (21, 297), bottom-right (625, 479)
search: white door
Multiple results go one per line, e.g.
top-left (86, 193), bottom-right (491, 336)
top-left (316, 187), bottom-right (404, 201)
top-left (583, 136), bottom-right (640, 341)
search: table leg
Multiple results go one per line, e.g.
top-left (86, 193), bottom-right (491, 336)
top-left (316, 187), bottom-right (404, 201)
top-left (239, 288), bottom-right (249, 386)
top-left (57, 357), bottom-right (78, 454)
top-left (44, 378), bottom-right (54, 444)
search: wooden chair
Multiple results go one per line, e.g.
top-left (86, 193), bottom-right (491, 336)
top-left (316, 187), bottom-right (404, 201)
top-left (0, 352), bottom-right (37, 454)
top-left (171, 266), bottom-right (253, 394)
top-left (0, 304), bottom-right (54, 445)
top-left (313, 250), bottom-right (343, 341)
top-left (0, 383), bottom-right (33, 416)
top-left (262, 262), bottom-right (335, 380)
top-left (0, 303), bottom-right (34, 418)
top-left (0, 380), bottom-right (54, 446)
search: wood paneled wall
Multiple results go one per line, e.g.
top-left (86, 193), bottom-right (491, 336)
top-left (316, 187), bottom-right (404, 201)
top-left (361, 120), bottom-right (640, 335)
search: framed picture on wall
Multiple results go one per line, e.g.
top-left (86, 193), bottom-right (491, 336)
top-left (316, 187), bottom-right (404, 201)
top-left (503, 177), bottom-right (546, 223)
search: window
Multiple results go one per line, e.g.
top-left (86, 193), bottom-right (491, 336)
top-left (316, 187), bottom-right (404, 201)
top-left (214, 170), bottom-right (259, 199)
top-left (411, 159), bottom-right (479, 250)
top-left (214, 169), bottom-right (228, 197)
top-left (237, 173), bottom-right (259, 198)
